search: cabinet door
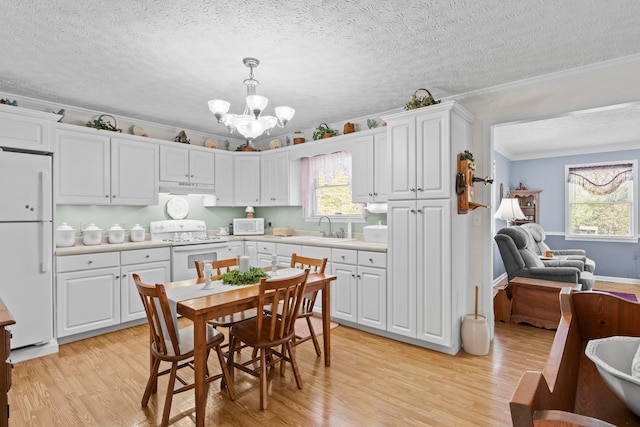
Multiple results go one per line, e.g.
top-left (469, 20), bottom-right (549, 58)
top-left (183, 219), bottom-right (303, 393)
top-left (357, 265), bottom-right (386, 330)
top-left (234, 155), bottom-right (260, 206)
top-left (373, 132), bottom-right (389, 202)
top-left (0, 107), bottom-right (54, 152)
top-left (111, 138), bottom-right (159, 206)
top-left (387, 115), bottom-right (417, 200)
top-left (221, 241), bottom-right (244, 260)
top-left (214, 152), bottom-right (234, 206)
top-left (56, 266), bottom-right (120, 337)
top-left (260, 151), bottom-right (289, 206)
top-left (56, 129), bottom-right (110, 205)
top-left (416, 199), bottom-right (452, 346)
top-left (159, 145), bottom-right (190, 183)
top-left (331, 262), bottom-right (357, 322)
top-left (120, 261), bottom-right (170, 323)
top-left (415, 111), bottom-right (450, 199)
top-left (189, 148), bottom-right (215, 185)
top-left (351, 135), bottom-right (374, 203)
top-left (245, 241), bottom-right (258, 266)
top-left (387, 201), bottom-right (417, 337)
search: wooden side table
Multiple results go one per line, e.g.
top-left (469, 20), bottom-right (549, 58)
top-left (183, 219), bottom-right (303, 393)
top-left (493, 283), bottom-right (512, 323)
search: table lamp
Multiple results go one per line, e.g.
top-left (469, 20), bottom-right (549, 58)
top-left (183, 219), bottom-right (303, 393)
top-left (245, 206), bottom-right (255, 218)
top-left (494, 198), bottom-right (526, 226)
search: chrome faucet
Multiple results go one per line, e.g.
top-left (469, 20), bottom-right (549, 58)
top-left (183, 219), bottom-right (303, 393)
top-left (318, 215), bottom-right (332, 237)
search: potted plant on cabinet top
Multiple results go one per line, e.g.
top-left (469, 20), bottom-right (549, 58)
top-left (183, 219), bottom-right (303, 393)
top-left (312, 123), bottom-right (337, 140)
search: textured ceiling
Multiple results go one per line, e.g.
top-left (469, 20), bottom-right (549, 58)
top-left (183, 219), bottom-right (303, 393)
top-left (2, 0), bottom-right (640, 146)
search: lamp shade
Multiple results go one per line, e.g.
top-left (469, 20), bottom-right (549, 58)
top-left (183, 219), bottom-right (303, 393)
top-left (494, 198), bottom-right (526, 221)
top-left (245, 206), bottom-right (255, 213)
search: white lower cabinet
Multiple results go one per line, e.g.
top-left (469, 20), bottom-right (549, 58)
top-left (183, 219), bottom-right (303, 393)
top-left (219, 241), bottom-right (244, 260)
top-left (56, 252), bottom-right (121, 338)
top-left (119, 248), bottom-right (170, 323)
top-left (330, 248), bottom-right (387, 329)
top-left (356, 251), bottom-right (387, 330)
top-left (56, 247), bottom-right (170, 338)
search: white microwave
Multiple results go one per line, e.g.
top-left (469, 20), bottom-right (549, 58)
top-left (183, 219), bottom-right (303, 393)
top-left (233, 218), bottom-right (265, 235)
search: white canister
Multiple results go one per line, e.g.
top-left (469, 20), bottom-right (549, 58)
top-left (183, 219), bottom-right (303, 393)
top-left (108, 224), bottom-right (125, 244)
top-left (130, 224), bottom-right (145, 242)
top-left (461, 314), bottom-right (490, 356)
top-left (55, 223), bottom-right (76, 247)
top-left (82, 224), bottom-right (102, 245)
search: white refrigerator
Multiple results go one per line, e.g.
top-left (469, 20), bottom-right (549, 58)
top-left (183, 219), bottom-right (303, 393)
top-left (0, 149), bottom-right (54, 349)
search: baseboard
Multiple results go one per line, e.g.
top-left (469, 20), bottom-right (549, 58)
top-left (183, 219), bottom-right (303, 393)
top-left (10, 340), bottom-right (59, 363)
top-left (594, 275), bottom-right (640, 285)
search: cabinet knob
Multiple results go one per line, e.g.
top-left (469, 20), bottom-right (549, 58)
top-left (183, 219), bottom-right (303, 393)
top-left (145, 255), bottom-right (150, 258)
top-left (369, 258), bottom-right (373, 263)
top-left (112, 195), bottom-right (116, 198)
top-left (417, 209), bottom-right (423, 214)
top-left (373, 192), bottom-right (378, 196)
top-left (410, 209), bottom-right (416, 213)
top-left (369, 192), bottom-right (373, 196)
top-left (88, 260), bottom-right (93, 264)
top-left (190, 174), bottom-right (194, 178)
top-left (410, 187), bottom-right (416, 192)
top-left (105, 195), bottom-right (109, 198)
top-left (341, 256), bottom-right (345, 260)
top-left (417, 187), bottom-right (423, 192)
top-left (115, 275), bottom-right (119, 279)
top-left (357, 274), bottom-right (361, 279)
top-left (351, 274), bottom-right (356, 278)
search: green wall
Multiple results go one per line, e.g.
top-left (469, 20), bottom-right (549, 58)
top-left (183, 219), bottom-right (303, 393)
top-left (55, 194), bottom-right (386, 235)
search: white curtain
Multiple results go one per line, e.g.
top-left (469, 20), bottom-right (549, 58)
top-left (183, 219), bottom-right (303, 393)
top-left (301, 151), bottom-right (352, 207)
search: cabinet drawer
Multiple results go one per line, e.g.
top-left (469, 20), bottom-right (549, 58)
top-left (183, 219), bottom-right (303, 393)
top-left (300, 245), bottom-right (331, 260)
top-left (332, 248), bottom-right (357, 265)
top-left (358, 251), bottom-right (387, 268)
top-left (56, 252), bottom-right (120, 273)
top-left (121, 247), bottom-right (170, 265)
top-left (277, 243), bottom-right (301, 257)
top-left (256, 242), bottom-right (276, 254)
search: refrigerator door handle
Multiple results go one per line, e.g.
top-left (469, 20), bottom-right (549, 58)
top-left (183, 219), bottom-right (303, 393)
top-left (41, 222), bottom-right (51, 273)
top-left (40, 170), bottom-right (51, 222)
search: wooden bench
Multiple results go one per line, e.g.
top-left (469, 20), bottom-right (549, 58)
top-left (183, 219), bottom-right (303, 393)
top-left (510, 288), bottom-right (640, 426)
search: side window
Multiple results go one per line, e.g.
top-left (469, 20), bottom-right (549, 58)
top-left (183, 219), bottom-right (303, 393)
top-left (566, 161), bottom-right (637, 240)
top-left (302, 152), bottom-right (363, 220)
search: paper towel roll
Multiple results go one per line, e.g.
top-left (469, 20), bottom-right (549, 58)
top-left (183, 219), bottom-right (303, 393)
top-left (239, 256), bottom-right (250, 272)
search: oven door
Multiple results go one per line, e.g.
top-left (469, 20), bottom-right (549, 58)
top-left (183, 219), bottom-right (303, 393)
top-left (171, 243), bottom-right (229, 281)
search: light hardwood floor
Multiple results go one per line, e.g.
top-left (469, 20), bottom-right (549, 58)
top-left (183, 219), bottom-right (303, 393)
top-left (8, 282), bottom-right (638, 426)
top-left (10, 322), bottom-right (557, 426)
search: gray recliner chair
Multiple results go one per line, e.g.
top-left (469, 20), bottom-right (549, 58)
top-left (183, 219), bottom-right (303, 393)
top-left (520, 223), bottom-right (596, 273)
top-left (495, 227), bottom-right (595, 291)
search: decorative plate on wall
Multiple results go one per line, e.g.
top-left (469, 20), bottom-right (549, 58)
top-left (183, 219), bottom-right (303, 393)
top-left (166, 197), bottom-right (189, 219)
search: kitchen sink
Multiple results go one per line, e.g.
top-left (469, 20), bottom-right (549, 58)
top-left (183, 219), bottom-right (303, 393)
top-left (280, 236), bottom-right (355, 244)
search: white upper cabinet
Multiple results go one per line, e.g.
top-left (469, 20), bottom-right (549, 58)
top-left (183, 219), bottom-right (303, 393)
top-left (260, 150), bottom-right (301, 206)
top-left (385, 102), bottom-right (473, 201)
top-left (351, 132), bottom-right (388, 203)
top-left (234, 154), bottom-right (260, 206)
top-left (213, 151), bottom-right (234, 206)
top-left (0, 104), bottom-right (59, 152)
top-left (56, 126), bottom-right (159, 205)
top-left (159, 145), bottom-right (215, 185)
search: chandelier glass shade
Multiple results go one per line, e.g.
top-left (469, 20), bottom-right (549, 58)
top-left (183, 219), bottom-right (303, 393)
top-left (208, 57), bottom-right (294, 142)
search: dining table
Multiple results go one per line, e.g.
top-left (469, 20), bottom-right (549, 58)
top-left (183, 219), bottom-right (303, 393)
top-left (164, 266), bottom-right (337, 427)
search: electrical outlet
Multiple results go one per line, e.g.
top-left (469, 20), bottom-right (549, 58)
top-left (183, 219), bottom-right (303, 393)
top-left (81, 222), bottom-right (89, 231)
top-left (472, 212), bottom-right (481, 226)
top-left (120, 222), bottom-right (127, 230)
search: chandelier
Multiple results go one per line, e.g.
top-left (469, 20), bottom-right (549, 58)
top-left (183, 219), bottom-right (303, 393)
top-left (208, 57), bottom-right (295, 147)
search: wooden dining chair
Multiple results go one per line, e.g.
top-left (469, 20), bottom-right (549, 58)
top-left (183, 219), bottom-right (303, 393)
top-left (194, 257), bottom-right (238, 277)
top-left (289, 253), bottom-right (328, 356)
top-left (195, 258), bottom-right (258, 351)
top-left (226, 269), bottom-right (310, 410)
top-left (133, 274), bottom-right (235, 427)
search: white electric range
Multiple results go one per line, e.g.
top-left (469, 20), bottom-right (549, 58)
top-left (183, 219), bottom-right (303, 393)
top-left (150, 219), bottom-right (229, 281)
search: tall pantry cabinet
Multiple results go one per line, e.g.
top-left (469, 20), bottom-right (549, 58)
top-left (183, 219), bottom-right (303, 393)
top-left (383, 101), bottom-right (473, 354)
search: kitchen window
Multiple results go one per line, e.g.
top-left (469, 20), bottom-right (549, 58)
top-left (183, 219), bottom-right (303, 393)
top-left (565, 160), bottom-right (637, 241)
top-left (302, 151), bottom-right (364, 221)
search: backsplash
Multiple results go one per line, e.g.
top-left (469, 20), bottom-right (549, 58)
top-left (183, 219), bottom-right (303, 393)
top-left (55, 194), bottom-right (385, 236)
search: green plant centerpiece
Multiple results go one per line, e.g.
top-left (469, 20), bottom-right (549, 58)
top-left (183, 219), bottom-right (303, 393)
top-left (86, 114), bottom-right (122, 132)
top-left (220, 267), bottom-right (270, 285)
top-left (312, 123), bottom-right (337, 140)
top-left (404, 88), bottom-right (442, 110)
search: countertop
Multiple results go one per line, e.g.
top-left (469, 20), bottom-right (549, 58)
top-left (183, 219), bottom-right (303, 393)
top-left (55, 234), bottom-right (386, 256)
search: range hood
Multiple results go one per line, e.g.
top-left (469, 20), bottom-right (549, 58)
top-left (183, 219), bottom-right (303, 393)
top-left (158, 181), bottom-right (215, 195)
